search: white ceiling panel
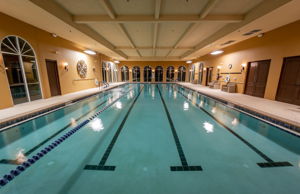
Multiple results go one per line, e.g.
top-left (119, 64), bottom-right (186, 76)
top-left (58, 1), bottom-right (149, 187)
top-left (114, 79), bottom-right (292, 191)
top-left (124, 23), bottom-right (153, 47)
top-left (157, 23), bottom-right (190, 47)
top-left (161, 0), bottom-right (209, 15)
top-left (110, 0), bottom-right (154, 15)
top-left (88, 23), bottom-right (129, 46)
top-left (54, 0), bottom-right (107, 15)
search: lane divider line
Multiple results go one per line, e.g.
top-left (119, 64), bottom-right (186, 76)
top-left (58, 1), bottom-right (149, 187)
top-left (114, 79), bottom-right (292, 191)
top-left (0, 87), bottom-right (135, 188)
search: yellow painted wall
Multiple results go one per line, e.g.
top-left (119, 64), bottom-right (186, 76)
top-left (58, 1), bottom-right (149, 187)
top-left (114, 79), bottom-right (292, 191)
top-left (118, 61), bottom-right (188, 82)
top-left (0, 13), bottom-right (104, 109)
top-left (194, 20), bottom-right (300, 100)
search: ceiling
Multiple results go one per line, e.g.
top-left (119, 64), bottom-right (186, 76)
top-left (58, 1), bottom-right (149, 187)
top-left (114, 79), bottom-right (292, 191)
top-left (1, 0), bottom-right (300, 61)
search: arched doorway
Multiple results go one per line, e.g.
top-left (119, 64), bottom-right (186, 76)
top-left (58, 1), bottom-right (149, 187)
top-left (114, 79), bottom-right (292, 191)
top-left (178, 66), bottom-right (186, 82)
top-left (144, 66), bottom-right (152, 82)
top-left (121, 66), bottom-right (129, 81)
top-left (189, 64), bottom-right (195, 83)
top-left (1, 35), bottom-right (42, 104)
top-left (132, 66), bottom-right (140, 82)
top-left (155, 66), bottom-right (163, 82)
top-left (166, 66), bottom-right (174, 82)
top-left (198, 63), bottom-right (204, 84)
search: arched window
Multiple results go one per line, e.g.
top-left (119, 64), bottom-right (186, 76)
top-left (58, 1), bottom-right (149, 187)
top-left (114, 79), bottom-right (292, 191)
top-left (132, 66), bottom-right (140, 82)
top-left (155, 66), bottom-right (163, 82)
top-left (178, 66), bottom-right (186, 82)
top-left (121, 66), bottom-right (129, 81)
top-left (166, 66), bottom-right (174, 82)
top-left (144, 66), bottom-right (152, 82)
top-left (198, 63), bottom-right (204, 84)
top-left (189, 64), bottom-right (195, 83)
top-left (1, 36), bottom-right (42, 104)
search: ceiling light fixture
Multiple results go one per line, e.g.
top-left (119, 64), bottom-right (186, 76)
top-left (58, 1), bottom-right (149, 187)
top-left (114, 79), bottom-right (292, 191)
top-left (210, 50), bottom-right (224, 55)
top-left (84, 50), bottom-right (96, 55)
top-left (186, 60), bottom-right (192, 64)
top-left (114, 60), bottom-right (120, 64)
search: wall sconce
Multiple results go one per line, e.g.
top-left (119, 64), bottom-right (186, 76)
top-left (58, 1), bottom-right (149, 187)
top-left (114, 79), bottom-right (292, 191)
top-left (152, 70), bottom-right (155, 72)
top-left (129, 69), bottom-right (132, 72)
top-left (114, 69), bottom-right (118, 72)
top-left (62, 62), bottom-right (69, 71)
top-left (217, 65), bottom-right (222, 70)
top-left (241, 63), bottom-right (247, 72)
top-left (175, 69), bottom-right (178, 73)
top-left (203, 67), bottom-right (207, 71)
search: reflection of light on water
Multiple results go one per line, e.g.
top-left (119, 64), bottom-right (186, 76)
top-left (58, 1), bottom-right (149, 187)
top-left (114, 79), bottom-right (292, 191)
top-left (16, 149), bottom-right (27, 164)
top-left (200, 101), bottom-right (204, 107)
top-left (212, 107), bottom-right (216, 114)
top-left (187, 93), bottom-right (191, 99)
top-left (115, 101), bottom-right (122, 109)
top-left (232, 118), bottom-right (238, 126)
top-left (90, 118), bottom-right (104, 132)
top-left (203, 122), bottom-right (214, 133)
top-left (173, 91), bottom-right (177, 99)
top-left (108, 97), bottom-right (112, 104)
top-left (71, 118), bottom-right (77, 126)
top-left (152, 89), bottom-right (155, 99)
top-left (183, 102), bottom-right (189, 111)
top-left (127, 91), bottom-right (134, 99)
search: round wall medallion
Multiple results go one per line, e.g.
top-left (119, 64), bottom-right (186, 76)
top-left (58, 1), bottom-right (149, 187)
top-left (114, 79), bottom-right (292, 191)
top-left (77, 60), bottom-right (87, 78)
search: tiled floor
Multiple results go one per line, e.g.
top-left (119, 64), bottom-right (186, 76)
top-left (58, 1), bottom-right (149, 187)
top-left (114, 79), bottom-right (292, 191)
top-left (178, 83), bottom-right (300, 131)
top-left (0, 82), bottom-right (125, 126)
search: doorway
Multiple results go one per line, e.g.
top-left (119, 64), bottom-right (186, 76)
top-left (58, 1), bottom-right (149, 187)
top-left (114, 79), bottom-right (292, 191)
top-left (46, 60), bottom-right (61, 97)
top-left (205, 67), bottom-right (213, 86)
top-left (244, 60), bottom-right (270, 98)
top-left (276, 56), bottom-right (300, 105)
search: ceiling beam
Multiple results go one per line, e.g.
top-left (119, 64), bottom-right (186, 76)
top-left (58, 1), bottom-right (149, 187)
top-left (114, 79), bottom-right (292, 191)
top-left (166, 0), bottom-right (220, 57)
top-left (29, 0), bottom-right (128, 59)
top-left (116, 46), bottom-right (193, 50)
top-left (98, 0), bottom-right (116, 19)
top-left (180, 0), bottom-right (292, 59)
top-left (98, 0), bottom-right (141, 57)
top-left (199, 0), bottom-right (220, 19)
top-left (153, 0), bottom-right (162, 56)
top-left (73, 14), bottom-right (244, 23)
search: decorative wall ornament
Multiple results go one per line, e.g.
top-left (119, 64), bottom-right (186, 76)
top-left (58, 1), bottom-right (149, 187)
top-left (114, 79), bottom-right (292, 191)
top-left (228, 64), bottom-right (233, 69)
top-left (77, 60), bottom-right (87, 78)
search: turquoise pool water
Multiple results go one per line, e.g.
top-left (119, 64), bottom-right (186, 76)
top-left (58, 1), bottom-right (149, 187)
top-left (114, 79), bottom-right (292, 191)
top-left (0, 84), bottom-right (299, 194)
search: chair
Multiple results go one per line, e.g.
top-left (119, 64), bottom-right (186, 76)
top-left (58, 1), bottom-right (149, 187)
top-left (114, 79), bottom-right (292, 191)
top-left (221, 82), bottom-right (236, 93)
top-left (208, 80), bottom-right (220, 89)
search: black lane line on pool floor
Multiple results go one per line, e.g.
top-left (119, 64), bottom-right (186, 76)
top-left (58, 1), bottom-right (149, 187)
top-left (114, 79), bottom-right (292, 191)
top-left (84, 86), bottom-right (144, 171)
top-left (0, 89), bottom-right (121, 165)
top-left (176, 86), bottom-right (292, 168)
top-left (157, 85), bottom-right (202, 171)
top-left (0, 87), bottom-right (134, 187)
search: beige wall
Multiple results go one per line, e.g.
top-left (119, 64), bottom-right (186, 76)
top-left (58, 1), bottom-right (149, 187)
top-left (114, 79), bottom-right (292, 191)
top-left (117, 61), bottom-right (188, 82)
top-left (194, 20), bottom-right (300, 100)
top-left (0, 13), bottom-right (106, 109)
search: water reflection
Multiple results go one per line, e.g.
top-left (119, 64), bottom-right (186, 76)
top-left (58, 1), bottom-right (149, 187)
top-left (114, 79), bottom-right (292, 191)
top-left (203, 122), bottom-right (214, 133)
top-left (71, 118), bottom-right (77, 126)
top-left (183, 102), bottom-right (189, 111)
top-left (115, 101), bottom-right (122, 109)
top-left (199, 101), bottom-right (204, 107)
top-left (232, 118), bottom-right (238, 126)
top-left (90, 118), bottom-right (104, 132)
top-left (173, 91), bottom-right (177, 99)
top-left (16, 148), bottom-right (27, 164)
top-left (211, 107), bottom-right (216, 114)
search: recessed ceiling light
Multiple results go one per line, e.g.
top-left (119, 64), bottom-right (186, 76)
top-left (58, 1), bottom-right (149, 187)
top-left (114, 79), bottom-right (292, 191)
top-left (210, 50), bottom-right (224, 55)
top-left (186, 60), bottom-right (192, 64)
top-left (84, 50), bottom-right (96, 55)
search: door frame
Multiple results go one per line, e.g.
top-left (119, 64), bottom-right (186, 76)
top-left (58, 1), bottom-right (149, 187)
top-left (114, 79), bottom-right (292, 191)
top-left (244, 59), bottom-right (271, 97)
top-left (45, 59), bottom-right (62, 96)
top-left (275, 55), bottom-right (300, 103)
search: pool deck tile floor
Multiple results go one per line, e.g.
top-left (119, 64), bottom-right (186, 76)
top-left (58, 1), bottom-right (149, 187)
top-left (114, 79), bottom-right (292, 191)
top-left (0, 82), bottom-right (125, 127)
top-left (178, 82), bottom-right (300, 132)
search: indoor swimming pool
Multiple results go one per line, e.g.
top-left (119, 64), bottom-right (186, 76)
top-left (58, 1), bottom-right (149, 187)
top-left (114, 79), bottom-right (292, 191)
top-left (0, 84), bottom-right (299, 194)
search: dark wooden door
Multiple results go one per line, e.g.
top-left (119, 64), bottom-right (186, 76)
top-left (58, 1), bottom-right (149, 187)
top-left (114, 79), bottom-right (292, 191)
top-left (245, 60), bottom-right (270, 97)
top-left (276, 56), bottom-right (300, 105)
top-left (205, 67), bottom-right (213, 86)
top-left (46, 60), bottom-right (61, 96)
